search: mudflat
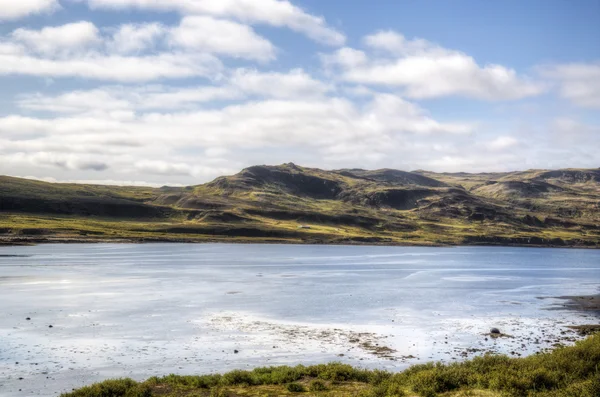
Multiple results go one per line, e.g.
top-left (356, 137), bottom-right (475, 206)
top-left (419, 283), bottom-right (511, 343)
top-left (555, 294), bottom-right (600, 312)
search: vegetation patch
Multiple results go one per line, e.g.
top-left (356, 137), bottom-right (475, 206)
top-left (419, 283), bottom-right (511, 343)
top-left (62, 333), bottom-right (600, 397)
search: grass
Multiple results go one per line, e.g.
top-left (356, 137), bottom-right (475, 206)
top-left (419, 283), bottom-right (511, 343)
top-left (61, 333), bottom-right (600, 397)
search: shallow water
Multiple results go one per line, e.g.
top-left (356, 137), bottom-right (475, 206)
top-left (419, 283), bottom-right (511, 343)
top-left (0, 243), bottom-right (599, 396)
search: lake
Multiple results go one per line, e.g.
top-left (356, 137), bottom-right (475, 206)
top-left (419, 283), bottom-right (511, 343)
top-left (1, 244), bottom-right (599, 396)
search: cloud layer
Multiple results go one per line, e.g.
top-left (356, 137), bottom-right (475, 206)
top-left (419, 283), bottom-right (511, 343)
top-left (323, 31), bottom-right (545, 100)
top-left (541, 63), bottom-right (600, 109)
top-left (0, 1), bottom-right (597, 185)
top-left (74, 0), bottom-right (345, 45)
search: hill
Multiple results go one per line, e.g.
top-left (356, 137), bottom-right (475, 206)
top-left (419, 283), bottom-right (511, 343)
top-left (1, 164), bottom-right (599, 247)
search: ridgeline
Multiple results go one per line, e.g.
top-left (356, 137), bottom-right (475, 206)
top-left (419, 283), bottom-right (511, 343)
top-left (1, 164), bottom-right (600, 247)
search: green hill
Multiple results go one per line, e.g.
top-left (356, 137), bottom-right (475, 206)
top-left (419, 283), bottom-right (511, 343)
top-left (1, 164), bottom-right (599, 247)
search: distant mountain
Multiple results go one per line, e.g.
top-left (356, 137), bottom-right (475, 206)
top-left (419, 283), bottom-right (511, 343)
top-left (1, 164), bottom-right (599, 247)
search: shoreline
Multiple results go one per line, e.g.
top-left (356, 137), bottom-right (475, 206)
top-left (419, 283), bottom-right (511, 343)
top-left (61, 333), bottom-right (600, 397)
top-left (1, 235), bottom-right (598, 249)
top-left (57, 296), bottom-right (600, 397)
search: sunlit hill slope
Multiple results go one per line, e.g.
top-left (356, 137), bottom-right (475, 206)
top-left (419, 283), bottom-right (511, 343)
top-left (1, 163), bottom-right (599, 247)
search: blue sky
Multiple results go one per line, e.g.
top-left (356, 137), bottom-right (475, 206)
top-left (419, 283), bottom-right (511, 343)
top-left (0, 0), bottom-right (598, 186)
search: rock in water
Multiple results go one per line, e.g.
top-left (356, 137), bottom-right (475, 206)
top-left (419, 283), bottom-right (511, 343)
top-left (490, 328), bottom-right (501, 334)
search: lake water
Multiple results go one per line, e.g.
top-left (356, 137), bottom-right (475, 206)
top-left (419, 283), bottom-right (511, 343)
top-left (1, 244), bottom-right (599, 396)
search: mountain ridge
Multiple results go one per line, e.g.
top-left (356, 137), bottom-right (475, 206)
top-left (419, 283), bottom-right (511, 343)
top-left (1, 164), bottom-right (599, 247)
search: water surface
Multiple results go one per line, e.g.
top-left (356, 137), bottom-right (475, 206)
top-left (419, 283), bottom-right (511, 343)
top-left (1, 244), bottom-right (599, 396)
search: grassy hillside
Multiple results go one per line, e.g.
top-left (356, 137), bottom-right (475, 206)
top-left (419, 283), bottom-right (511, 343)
top-left (1, 164), bottom-right (599, 247)
top-left (62, 333), bottom-right (600, 397)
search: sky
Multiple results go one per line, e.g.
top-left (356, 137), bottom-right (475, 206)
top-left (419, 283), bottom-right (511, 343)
top-left (0, 0), bottom-right (598, 186)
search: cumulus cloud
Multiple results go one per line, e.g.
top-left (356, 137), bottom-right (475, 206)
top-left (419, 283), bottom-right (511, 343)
top-left (75, 0), bottom-right (345, 46)
top-left (484, 136), bottom-right (519, 151)
top-left (11, 22), bottom-right (101, 55)
top-left (541, 63), bottom-right (600, 109)
top-left (109, 23), bottom-right (166, 54)
top-left (168, 16), bottom-right (275, 61)
top-left (323, 31), bottom-right (545, 100)
top-left (0, 0), bottom-right (59, 20)
top-left (0, 16), bottom-right (278, 82)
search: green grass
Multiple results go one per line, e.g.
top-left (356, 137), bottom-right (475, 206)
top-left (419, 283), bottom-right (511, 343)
top-left (61, 334), bottom-right (600, 397)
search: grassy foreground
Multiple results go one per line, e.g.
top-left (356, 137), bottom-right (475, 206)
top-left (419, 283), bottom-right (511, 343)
top-left (62, 334), bottom-right (600, 397)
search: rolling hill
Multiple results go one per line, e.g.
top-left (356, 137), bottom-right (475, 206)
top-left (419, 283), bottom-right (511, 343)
top-left (1, 164), bottom-right (599, 247)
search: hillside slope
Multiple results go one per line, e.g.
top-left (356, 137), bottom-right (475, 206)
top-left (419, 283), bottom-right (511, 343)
top-left (1, 164), bottom-right (599, 247)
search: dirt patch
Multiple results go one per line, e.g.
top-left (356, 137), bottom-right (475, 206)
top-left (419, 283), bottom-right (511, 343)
top-left (207, 315), bottom-right (399, 360)
top-left (484, 332), bottom-right (514, 339)
top-left (553, 295), bottom-right (600, 313)
top-left (566, 325), bottom-right (600, 336)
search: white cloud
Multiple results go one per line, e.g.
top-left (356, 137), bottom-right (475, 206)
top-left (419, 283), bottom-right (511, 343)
top-left (541, 63), bottom-right (600, 109)
top-left (0, 90), bottom-right (477, 181)
top-left (324, 31), bottom-right (544, 100)
top-left (485, 136), bottom-right (519, 151)
top-left (0, 17), bottom-right (277, 81)
top-left (1, 15), bottom-right (595, 183)
top-left (17, 68), bottom-right (331, 112)
top-left (109, 23), bottom-right (166, 54)
top-left (0, 51), bottom-right (222, 82)
top-left (0, 0), bottom-right (59, 20)
top-left (363, 30), bottom-right (433, 55)
top-left (231, 69), bottom-right (332, 98)
top-left (134, 160), bottom-right (193, 176)
top-left (321, 47), bottom-right (367, 69)
top-left (363, 93), bottom-right (473, 135)
top-left (75, 0), bottom-right (345, 45)
top-left (19, 89), bottom-right (136, 113)
top-left (11, 22), bottom-right (101, 55)
top-left (169, 16), bottom-right (275, 61)
top-left (3, 91), bottom-right (598, 180)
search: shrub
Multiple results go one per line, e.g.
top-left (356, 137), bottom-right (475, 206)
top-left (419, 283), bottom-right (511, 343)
top-left (368, 369), bottom-right (393, 385)
top-left (308, 380), bottom-right (328, 392)
top-left (150, 374), bottom-right (221, 388)
top-left (58, 379), bottom-right (151, 397)
top-left (314, 363), bottom-right (369, 382)
top-left (286, 382), bottom-right (306, 392)
top-left (220, 370), bottom-right (254, 386)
